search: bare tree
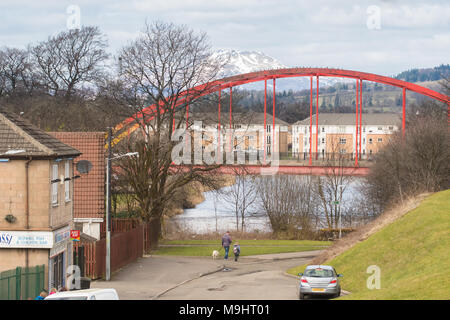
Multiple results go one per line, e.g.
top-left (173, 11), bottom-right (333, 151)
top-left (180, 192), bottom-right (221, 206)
top-left (256, 174), bottom-right (319, 238)
top-left (220, 166), bottom-right (258, 232)
top-left (111, 21), bottom-right (224, 246)
top-left (313, 141), bottom-right (355, 230)
top-left (0, 47), bottom-right (37, 96)
top-left (30, 26), bottom-right (108, 99)
top-left (367, 107), bottom-right (450, 209)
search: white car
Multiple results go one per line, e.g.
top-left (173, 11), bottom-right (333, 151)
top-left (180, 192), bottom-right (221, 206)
top-left (45, 288), bottom-right (119, 300)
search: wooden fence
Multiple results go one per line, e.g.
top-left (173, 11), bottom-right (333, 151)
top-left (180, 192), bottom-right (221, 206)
top-left (74, 219), bottom-right (155, 280)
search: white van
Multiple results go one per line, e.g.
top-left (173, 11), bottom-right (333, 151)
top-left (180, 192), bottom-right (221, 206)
top-left (45, 288), bottom-right (119, 300)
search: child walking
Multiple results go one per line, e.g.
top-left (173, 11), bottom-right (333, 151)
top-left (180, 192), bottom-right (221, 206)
top-left (233, 242), bottom-right (241, 262)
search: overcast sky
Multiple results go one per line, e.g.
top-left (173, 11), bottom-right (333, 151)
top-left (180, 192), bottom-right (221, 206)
top-left (0, 0), bottom-right (449, 76)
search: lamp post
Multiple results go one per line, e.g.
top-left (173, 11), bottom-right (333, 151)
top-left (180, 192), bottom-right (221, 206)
top-left (105, 127), bottom-right (138, 281)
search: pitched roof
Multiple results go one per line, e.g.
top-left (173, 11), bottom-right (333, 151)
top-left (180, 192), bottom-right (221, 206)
top-left (0, 110), bottom-right (81, 158)
top-left (49, 132), bottom-right (105, 219)
top-left (293, 113), bottom-right (402, 126)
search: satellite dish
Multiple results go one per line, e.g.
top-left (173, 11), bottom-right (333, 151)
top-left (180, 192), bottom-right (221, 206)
top-left (76, 160), bottom-right (93, 174)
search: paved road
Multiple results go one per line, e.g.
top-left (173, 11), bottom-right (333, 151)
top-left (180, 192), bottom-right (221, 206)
top-left (91, 250), bottom-right (323, 300)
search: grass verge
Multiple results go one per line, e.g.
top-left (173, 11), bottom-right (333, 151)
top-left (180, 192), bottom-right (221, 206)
top-left (152, 240), bottom-right (331, 257)
top-left (287, 190), bottom-right (450, 299)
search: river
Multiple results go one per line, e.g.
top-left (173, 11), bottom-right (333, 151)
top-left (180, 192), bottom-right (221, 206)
top-left (171, 175), bottom-right (364, 234)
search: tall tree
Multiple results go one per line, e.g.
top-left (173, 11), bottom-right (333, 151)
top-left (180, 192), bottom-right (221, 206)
top-left (30, 26), bottom-right (108, 99)
top-left (0, 47), bottom-right (37, 96)
top-left (112, 21), bottom-right (224, 246)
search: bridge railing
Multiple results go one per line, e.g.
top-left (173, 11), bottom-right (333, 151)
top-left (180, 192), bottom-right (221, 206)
top-left (171, 150), bottom-right (374, 166)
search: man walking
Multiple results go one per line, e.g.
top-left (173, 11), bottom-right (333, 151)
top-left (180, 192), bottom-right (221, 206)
top-left (221, 231), bottom-right (232, 260)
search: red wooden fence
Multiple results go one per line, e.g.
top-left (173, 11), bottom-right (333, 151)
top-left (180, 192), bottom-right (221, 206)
top-left (74, 219), bottom-right (153, 279)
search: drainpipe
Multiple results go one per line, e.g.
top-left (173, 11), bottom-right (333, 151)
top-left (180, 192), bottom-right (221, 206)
top-left (25, 157), bottom-right (32, 269)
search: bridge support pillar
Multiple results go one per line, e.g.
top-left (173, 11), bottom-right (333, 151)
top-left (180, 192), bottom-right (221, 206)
top-left (355, 80), bottom-right (359, 167)
top-left (316, 76), bottom-right (319, 160)
top-left (402, 87), bottom-right (406, 138)
top-left (309, 77), bottom-right (313, 166)
top-left (359, 80), bottom-right (362, 159)
top-left (273, 78), bottom-right (276, 156)
top-left (217, 89), bottom-right (221, 162)
top-left (229, 87), bottom-right (232, 153)
top-left (264, 79), bottom-right (267, 164)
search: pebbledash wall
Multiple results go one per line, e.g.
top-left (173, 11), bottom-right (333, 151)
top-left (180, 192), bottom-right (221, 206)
top-left (0, 159), bottom-right (76, 290)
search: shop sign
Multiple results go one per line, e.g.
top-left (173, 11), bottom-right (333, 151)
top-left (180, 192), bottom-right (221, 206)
top-left (0, 231), bottom-right (53, 248)
top-left (70, 230), bottom-right (80, 241)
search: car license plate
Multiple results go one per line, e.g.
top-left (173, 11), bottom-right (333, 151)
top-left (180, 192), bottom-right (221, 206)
top-left (312, 288), bottom-right (326, 292)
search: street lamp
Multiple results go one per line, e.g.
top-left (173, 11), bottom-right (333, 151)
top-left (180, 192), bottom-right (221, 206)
top-left (105, 127), bottom-right (138, 281)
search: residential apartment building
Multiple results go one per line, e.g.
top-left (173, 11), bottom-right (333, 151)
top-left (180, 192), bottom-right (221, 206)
top-left (183, 112), bottom-right (290, 156)
top-left (0, 110), bottom-right (81, 290)
top-left (291, 113), bottom-right (401, 158)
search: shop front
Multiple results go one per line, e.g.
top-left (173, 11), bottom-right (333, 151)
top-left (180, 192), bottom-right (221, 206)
top-left (49, 226), bottom-right (72, 290)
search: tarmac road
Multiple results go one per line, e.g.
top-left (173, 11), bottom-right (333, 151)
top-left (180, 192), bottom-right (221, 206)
top-left (92, 250), bottom-right (323, 300)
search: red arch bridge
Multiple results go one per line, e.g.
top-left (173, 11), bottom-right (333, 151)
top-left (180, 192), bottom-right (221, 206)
top-left (110, 67), bottom-right (450, 172)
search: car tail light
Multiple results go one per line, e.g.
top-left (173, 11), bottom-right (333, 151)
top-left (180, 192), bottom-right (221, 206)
top-left (301, 278), bottom-right (308, 283)
top-left (330, 280), bottom-right (337, 284)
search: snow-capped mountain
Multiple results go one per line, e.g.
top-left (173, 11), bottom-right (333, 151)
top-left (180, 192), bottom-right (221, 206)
top-left (212, 49), bottom-right (287, 78)
top-left (212, 49), bottom-right (352, 91)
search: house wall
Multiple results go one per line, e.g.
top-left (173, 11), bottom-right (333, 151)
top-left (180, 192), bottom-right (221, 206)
top-left (0, 158), bottom-right (74, 287)
top-left (366, 134), bottom-right (393, 154)
top-left (326, 134), bottom-right (354, 154)
top-left (0, 160), bottom-right (51, 230)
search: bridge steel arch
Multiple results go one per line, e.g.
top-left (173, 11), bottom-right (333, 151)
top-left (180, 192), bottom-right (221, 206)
top-left (112, 67), bottom-right (450, 166)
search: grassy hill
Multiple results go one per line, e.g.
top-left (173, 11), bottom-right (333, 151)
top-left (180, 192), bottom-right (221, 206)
top-left (288, 190), bottom-right (450, 299)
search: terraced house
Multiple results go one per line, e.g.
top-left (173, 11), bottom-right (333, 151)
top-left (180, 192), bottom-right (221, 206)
top-left (291, 113), bottom-right (401, 158)
top-left (0, 110), bottom-right (81, 293)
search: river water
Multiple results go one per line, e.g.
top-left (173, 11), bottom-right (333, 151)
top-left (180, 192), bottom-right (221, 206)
top-left (171, 175), bottom-right (364, 234)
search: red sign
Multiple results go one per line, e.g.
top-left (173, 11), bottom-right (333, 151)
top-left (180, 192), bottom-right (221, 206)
top-left (70, 230), bottom-right (80, 241)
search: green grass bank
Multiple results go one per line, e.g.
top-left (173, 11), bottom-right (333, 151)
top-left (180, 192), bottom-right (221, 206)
top-left (287, 190), bottom-right (450, 299)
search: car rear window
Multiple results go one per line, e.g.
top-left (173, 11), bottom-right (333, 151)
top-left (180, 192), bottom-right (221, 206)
top-left (48, 296), bottom-right (88, 300)
top-left (304, 268), bottom-right (334, 277)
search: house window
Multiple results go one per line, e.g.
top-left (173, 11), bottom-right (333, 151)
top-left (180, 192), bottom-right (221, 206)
top-left (65, 161), bottom-right (70, 202)
top-left (52, 164), bottom-right (58, 205)
top-left (378, 138), bottom-right (383, 142)
top-left (340, 149), bottom-right (346, 154)
top-left (339, 138), bottom-right (347, 144)
top-left (388, 126), bottom-right (393, 130)
top-left (322, 138), bottom-right (325, 143)
top-left (322, 127), bottom-right (325, 133)
top-left (378, 127), bottom-right (382, 130)
top-left (369, 138), bottom-right (373, 144)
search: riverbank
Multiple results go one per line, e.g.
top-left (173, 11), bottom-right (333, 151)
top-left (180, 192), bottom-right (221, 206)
top-left (163, 175), bottom-right (236, 217)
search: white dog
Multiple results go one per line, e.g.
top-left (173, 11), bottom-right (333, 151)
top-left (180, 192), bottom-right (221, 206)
top-left (212, 250), bottom-right (219, 260)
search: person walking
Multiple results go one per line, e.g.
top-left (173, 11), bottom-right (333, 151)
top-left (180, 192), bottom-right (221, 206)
top-left (233, 242), bottom-right (241, 262)
top-left (221, 231), bottom-right (232, 260)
